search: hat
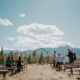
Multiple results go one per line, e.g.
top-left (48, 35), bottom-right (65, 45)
top-left (54, 50), bottom-right (56, 53)
top-left (58, 54), bottom-right (60, 55)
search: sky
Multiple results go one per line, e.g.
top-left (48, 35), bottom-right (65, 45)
top-left (0, 0), bottom-right (80, 50)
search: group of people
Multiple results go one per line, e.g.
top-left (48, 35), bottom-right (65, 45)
top-left (53, 49), bottom-right (77, 70)
top-left (6, 56), bottom-right (24, 71)
top-left (6, 49), bottom-right (77, 71)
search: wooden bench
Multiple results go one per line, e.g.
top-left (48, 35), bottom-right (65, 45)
top-left (0, 66), bottom-right (17, 75)
top-left (6, 66), bottom-right (17, 74)
top-left (64, 63), bottom-right (80, 75)
top-left (75, 68), bottom-right (80, 75)
top-left (0, 70), bottom-right (9, 80)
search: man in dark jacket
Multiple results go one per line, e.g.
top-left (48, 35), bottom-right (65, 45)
top-left (67, 49), bottom-right (74, 63)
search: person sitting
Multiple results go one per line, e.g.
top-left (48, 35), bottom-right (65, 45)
top-left (11, 56), bottom-right (15, 66)
top-left (17, 56), bottom-right (23, 72)
top-left (55, 54), bottom-right (63, 71)
top-left (6, 57), bottom-right (12, 67)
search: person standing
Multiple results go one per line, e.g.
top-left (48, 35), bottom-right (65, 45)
top-left (63, 55), bottom-right (69, 64)
top-left (53, 50), bottom-right (56, 67)
top-left (73, 52), bottom-right (77, 62)
top-left (67, 49), bottom-right (74, 63)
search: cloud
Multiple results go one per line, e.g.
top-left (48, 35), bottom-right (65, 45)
top-left (15, 23), bottom-right (74, 49)
top-left (19, 13), bottom-right (26, 17)
top-left (0, 18), bottom-right (13, 26)
top-left (7, 37), bottom-right (15, 41)
top-left (14, 36), bottom-right (74, 49)
top-left (3, 47), bottom-right (13, 50)
top-left (17, 23), bottom-right (64, 36)
top-left (15, 36), bottom-right (41, 48)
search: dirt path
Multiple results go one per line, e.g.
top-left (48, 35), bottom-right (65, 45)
top-left (5, 64), bottom-right (79, 80)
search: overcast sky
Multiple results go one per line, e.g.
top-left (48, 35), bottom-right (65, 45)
top-left (0, 0), bottom-right (80, 50)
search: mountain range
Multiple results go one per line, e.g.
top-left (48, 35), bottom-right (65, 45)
top-left (2, 45), bottom-right (80, 57)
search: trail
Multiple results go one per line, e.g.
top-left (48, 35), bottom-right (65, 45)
top-left (5, 64), bottom-right (79, 80)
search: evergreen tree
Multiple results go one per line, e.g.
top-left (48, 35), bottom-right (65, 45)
top-left (9, 50), bottom-right (14, 57)
top-left (0, 46), bottom-right (3, 56)
top-left (0, 47), bottom-right (4, 64)
top-left (32, 51), bottom-right (37, 63)
top-left (39, 52), bottom-right (44, 64)
top-left (27, 53), bottom-right (32, 64)
top-left (32, 51), bottom-right (36, 58)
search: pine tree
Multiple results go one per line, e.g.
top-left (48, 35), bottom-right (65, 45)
top-left (32, 51), bottom-right (36, 58)
top-left (0, 47), bottom-right (4, 64)
top-left (0, 46), bottom-right (3, 56)
top-left (32, 51), bottom-right (37, 63)
top-left (39, 52), bottom-right (44, 64)
top-left (27, 53), bottom-right (32, 64)
top-left (9, 51), bottom-right (14, 57)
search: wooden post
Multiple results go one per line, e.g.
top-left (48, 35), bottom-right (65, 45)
top-left (79, 71), bottom-right (80, 75)
top-left (64, 66), bottom-right (66, 71)
top-left (70, 67), bottom-right (73, 75)
top-left (3, 73), bottom-right (7, 80)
